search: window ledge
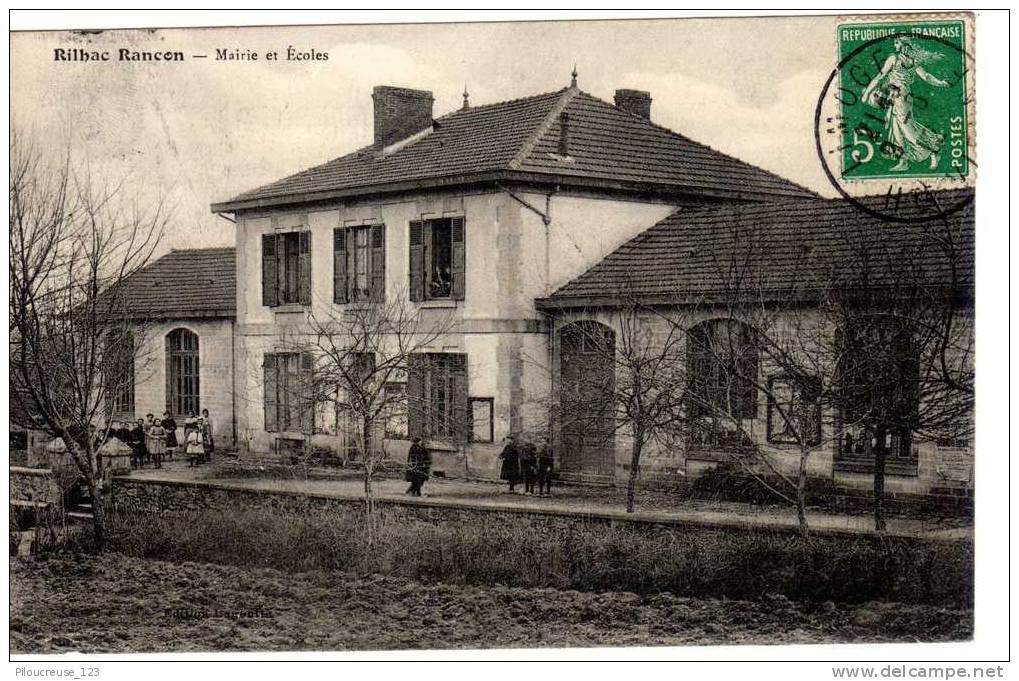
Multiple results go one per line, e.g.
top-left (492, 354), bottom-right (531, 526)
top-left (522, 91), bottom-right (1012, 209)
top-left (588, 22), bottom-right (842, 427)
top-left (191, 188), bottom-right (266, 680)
top-left (834, 458), bottom-right (919, 477)
top-left (685, 449), bottom-right (738, 463)
top-left (272, 304), bottom-right (308, 314)
top-left (342, 302), bottom-right (377, 311)
top-left (420, 299), bottom-right (457, 309)
top-left (425, 440), bottom-right (461, 452)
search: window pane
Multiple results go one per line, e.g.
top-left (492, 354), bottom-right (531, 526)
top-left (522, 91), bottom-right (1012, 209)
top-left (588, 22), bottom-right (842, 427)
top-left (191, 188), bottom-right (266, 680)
top-left (166, 329), bottom-right (199, 417)
top-left (384, 382), bottom-right (408, 439)
top-left (355, 228), bottom-right (369, 301)
top-left (429, 219), bottom-right (452, 299)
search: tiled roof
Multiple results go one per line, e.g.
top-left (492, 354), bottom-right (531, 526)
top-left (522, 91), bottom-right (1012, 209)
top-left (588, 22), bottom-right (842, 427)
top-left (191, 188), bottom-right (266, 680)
top-left (213, 87), bottom-right (816, 211)
top-left (107, 247), bottom-right (235, 320)
top-left (540, 189), bottom-right (974, 307)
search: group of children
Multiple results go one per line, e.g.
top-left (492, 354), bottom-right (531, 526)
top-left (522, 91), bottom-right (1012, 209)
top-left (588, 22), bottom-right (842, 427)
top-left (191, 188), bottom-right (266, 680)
top-left (498, 434), bottom-right (554, 496)
top-left (109, 409), bottom-right (215, 468)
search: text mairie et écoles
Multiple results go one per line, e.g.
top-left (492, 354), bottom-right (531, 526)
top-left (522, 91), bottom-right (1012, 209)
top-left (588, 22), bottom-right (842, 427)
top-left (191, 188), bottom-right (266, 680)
top-left (53, 47), bottom-right (329, 62)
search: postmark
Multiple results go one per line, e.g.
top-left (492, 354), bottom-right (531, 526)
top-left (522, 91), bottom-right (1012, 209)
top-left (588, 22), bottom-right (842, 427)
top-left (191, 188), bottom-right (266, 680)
top-left (815, 15), bottom-right (975, 222)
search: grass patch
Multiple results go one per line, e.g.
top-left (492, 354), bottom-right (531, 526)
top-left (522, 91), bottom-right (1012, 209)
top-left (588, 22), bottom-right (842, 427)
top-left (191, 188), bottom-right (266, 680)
top-left (104, 504), bottom-right (972, 608)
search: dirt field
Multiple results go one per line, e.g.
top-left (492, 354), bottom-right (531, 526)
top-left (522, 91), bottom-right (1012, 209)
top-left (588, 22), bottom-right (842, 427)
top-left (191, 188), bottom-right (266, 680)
top-left (10, 553), bottom-right (972, 653)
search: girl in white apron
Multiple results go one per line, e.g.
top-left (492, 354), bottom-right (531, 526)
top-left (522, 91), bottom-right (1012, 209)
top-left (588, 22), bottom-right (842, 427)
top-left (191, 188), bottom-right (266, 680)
top-left (185, 426), bottom-right (205, 466)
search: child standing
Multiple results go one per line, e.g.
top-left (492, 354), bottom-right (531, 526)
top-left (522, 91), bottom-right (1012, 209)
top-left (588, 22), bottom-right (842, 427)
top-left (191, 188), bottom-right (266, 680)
top-left (148, 420), bottom-right (165, 469)
top-left (185, 426), bottom-right (204, 467)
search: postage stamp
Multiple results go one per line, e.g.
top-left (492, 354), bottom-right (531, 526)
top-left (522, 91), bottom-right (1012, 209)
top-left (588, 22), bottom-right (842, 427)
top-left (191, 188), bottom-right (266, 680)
top-left (836, 19), bottom-right (969, 181)
top-left (815, 13), bottom-right (975, 221)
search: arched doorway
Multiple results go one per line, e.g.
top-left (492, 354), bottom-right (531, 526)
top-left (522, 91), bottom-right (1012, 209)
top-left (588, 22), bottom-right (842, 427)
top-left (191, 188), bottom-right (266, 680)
top-left (166, 328), bottom-right (200, 417)
top-left (558, 320), bottom-right (615, 480)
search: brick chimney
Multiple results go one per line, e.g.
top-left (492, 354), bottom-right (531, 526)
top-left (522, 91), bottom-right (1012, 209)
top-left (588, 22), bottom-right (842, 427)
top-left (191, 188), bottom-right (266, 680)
top-left (372, 85), bottom-right (434, 148)
top-left (614, 89), bottom-right (652, 120)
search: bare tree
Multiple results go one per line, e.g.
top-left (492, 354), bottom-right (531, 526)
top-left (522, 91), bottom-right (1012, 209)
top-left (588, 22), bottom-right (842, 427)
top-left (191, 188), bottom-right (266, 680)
top-left (555, 192), bottom-right (973, 534)
top-left (291, 293), bottom-right (454, 536)
top-left (820, 212), bottom-right (973, 531)
top-left (672, 192), bottom-right (973, 533)
top-left (9, 131), bottom-right (168, 549)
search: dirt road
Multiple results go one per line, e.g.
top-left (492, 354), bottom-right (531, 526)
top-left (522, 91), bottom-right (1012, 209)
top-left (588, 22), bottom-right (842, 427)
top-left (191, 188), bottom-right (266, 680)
top-left (10, 554), bottom-right (971, 653)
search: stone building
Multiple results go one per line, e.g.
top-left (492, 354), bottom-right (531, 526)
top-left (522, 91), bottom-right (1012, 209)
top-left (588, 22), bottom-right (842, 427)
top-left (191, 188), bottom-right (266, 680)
top-left (536, 192), bottom-right (974, 501)
top-left (104, 247), bottom-right (236, 445)
top-left (210, 80), bottom-right (816, 477)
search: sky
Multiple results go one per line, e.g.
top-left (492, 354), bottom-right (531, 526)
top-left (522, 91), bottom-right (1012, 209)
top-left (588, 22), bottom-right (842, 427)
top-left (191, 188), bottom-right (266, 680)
top-left (11, 15), bottom-right (848, 252)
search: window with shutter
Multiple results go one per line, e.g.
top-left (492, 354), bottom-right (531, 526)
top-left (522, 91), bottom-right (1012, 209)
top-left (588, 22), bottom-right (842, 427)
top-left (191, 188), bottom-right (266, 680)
top-left (406, 353), bottom-right (469, 442)
top-left (334, 224), bottom-right (386, 304)
top-left (263, 352), bottom-right (315, 433)
top-left (411, 216), bottom-right (465, 301)
top-left (265, 231), bottom-right (312, 307)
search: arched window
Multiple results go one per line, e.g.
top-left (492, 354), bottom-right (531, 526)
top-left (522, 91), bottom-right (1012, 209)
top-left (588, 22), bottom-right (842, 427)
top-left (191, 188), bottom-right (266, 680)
top-left (104, 329), bottom-right (135, 418)
top-left (834, 316), bottom-right (918, 462)
top-left (557, 320), bottom-right (616, 478)
top-left (166, 328), bottom-right (199, 417)
top-left (687, 319), bottom-right (759, 419)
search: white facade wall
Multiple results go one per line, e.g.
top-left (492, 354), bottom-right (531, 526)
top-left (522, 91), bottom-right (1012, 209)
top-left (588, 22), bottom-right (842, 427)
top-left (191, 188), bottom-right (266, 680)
top-left (232, 188), bottom-right (680, 475)
top-left (131, 318), bottom-right (235, 445)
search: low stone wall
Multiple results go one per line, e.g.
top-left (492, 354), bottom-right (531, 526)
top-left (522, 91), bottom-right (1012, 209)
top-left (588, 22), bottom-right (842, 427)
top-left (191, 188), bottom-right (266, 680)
top-left (119, 476), bottom-right (868, 541)
top-left (10, 466), bottom-right (64, 512)
top-left (111, 476), bottom-right (965, 540)
top-left (111, 477), bottom-right (658, 532)
top-left (11, 467), bottom-right (60, 504)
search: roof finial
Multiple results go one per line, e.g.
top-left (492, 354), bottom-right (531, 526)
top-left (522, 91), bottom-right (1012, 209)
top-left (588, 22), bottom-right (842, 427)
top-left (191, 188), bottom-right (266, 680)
top-left (570, 63), bottom-right (578, 88)
top-left (462, 84), bottom-right (470, 110)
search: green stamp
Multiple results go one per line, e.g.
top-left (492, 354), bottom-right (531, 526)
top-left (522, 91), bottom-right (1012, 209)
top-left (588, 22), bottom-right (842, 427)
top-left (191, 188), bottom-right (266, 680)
top-left (836, 20), bottom-right (969, 181)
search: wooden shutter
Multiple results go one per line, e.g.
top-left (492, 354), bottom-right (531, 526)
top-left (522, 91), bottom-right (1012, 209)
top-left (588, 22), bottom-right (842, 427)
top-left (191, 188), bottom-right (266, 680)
top-left (422, 222), bottom-right (433, 299)
top-left (300, 352), bottom-right (315, 434)
top-left (370, 224), bottom-right (386, 302)
top-left (263, 354), bottom-right (278, 432)
top-left (450, 353), bottom-right (469, 444)
top-left (451, 216), bottom-right (466, 300)
top-left (406, 354), bottom-right (425, 437)
top-left (261, 234), bottom-right (278, 307)
top-left (298, 231), bottom-right (312, 305)
top-left (409, 220), bottom-right (424, 302)
top-left (333, 228), bottom-right (347, 304)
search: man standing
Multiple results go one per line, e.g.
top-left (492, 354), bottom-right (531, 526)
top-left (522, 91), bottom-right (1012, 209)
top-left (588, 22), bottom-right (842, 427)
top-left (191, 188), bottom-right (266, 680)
top-left (520, 438), bottom-right (538, 495)
top-left (536, 437), bottom-right (554, 497)
top-left (499, 434), bottom-right (522, 493)
top-left (405, 437), bottom-right (431, 497)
